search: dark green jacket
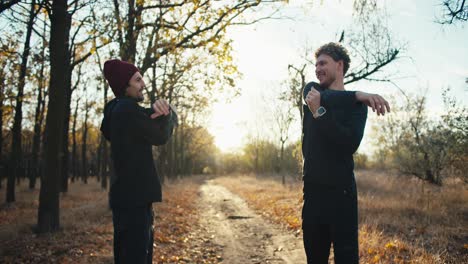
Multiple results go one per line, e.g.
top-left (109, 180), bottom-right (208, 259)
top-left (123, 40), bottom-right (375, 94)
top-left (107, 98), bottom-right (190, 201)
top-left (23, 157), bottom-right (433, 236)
top-left (302, 82), bottom-right (367, 188)
top-left (100, 97), bottom-right (177, 208)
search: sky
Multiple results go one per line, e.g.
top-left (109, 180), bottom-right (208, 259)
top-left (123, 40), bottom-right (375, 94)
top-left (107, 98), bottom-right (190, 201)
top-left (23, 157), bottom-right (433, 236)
top-left (207, 0), bottom-right (468, 154)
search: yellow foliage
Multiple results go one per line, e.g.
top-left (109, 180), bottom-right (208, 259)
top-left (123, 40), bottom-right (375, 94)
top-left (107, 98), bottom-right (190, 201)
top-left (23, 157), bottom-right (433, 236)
top-left (385, 241), bottom-right (396, 250)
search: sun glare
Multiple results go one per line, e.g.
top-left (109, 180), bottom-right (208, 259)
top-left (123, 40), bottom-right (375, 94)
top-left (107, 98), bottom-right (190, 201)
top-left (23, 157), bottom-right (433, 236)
top-left (208, 101), bottom-right (249, 153)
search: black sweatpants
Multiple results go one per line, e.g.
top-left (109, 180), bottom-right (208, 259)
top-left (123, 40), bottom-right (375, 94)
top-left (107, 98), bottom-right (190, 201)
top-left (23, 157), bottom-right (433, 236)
top-left (302, 180), bottom-right (359, 264)
top-left (112, 204), bottom-right (154, 264)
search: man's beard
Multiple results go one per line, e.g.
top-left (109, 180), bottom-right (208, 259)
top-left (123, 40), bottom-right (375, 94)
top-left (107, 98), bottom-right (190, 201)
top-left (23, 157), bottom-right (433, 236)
top-left (320, 80), bottom-right (331, 89)
top-left (136, 94), bottom-right (144, 102)
top-left (320, 75), bottom-right (335, 89)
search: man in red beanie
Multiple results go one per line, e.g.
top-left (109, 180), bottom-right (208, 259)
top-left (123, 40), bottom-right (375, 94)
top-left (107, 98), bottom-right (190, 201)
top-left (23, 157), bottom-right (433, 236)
top-left (100, 59), bottom-right (177, 263)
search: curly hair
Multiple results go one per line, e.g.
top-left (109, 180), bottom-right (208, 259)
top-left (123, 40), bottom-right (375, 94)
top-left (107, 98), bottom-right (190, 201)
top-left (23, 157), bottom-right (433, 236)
top-left (315, 42), bottom-right (351, 75)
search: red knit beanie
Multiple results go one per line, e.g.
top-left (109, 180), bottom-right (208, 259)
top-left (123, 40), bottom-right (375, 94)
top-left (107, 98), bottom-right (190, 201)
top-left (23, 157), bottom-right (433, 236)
top-left (103, 59), bottom-right (140, 97)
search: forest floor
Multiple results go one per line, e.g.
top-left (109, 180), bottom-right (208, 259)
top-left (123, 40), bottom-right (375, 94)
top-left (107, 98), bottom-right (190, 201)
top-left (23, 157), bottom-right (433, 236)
top-left (0, 170), bottom-right (466, 263)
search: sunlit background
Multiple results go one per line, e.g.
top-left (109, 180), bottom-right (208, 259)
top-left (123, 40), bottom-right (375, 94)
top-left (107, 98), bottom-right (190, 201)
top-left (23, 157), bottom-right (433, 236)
top-left (207, 0), bottom-right (468, 154)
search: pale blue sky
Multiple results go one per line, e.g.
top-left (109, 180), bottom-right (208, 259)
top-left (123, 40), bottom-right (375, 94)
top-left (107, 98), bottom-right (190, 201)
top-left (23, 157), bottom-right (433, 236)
top-left (208, 0), bottom-right (468, 153)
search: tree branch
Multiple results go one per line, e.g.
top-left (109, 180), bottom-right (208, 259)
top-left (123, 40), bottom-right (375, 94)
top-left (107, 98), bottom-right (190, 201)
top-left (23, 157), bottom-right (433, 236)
top-left (0, 0), bottom-right (21, 14)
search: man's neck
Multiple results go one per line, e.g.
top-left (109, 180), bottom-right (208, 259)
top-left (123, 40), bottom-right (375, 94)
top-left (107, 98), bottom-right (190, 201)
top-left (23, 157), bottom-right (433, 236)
top-left (118, 95), bottom-right (139, 102)
top-left (327, 78), bottom-right (345, 91)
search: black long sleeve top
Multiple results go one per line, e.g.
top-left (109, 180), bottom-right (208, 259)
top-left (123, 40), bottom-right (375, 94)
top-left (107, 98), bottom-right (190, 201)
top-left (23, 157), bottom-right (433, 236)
top-left (100, 97), bottom-right (177, 208)
top-left (302, 82), bottom-right (367, 189)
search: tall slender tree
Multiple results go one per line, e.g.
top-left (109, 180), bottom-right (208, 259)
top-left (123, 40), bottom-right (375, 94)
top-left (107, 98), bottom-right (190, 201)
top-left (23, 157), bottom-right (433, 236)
top-left (29, 15), bottom-right (48, 190)
top-left (0, 37), bottom-right (19, 190)
top-left (71, 96), bottom-right (80, 181)
top-left (7, 0), bottom-right (39, 203)
top-left (0, 56), bottom-right (7, 190)
top-left (60, 1), bottom-right (110, 192)
top-left (37, 0), bottom-right (70, 233)
top-left (60, 62), bottom-right (83, 192)
top-left (94, 49), bottom-right (109, 189)
top-left (81, 97), bottom-right (91, 184)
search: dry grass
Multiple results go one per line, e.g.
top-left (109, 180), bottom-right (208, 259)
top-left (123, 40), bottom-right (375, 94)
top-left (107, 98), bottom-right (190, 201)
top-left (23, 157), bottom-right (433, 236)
top-left (0, 178), bottom-right (114, 263)
top-left (215, 170), bottom-right (468, 263)
top-left (0, 177), bottom-right (210, 264)
top-left (357, 170), bottom-right (467, 263)
top-left (152, 176), bottom-right (221, 263)
top-left (1, 171), bottom-right (466, 263)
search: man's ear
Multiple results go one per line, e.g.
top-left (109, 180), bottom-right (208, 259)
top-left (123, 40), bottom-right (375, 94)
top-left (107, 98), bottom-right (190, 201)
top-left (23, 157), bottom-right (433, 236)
top-left (123, 84), bottom-right (130, 96)
top-left (337, 60), bottom-right (344, 75)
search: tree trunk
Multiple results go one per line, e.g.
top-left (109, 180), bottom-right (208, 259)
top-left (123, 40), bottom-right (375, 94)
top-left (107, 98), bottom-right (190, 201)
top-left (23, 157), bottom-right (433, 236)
top-left (81, 101), bottom-right (89, 184)
top-left (71, 97), bottom-right (79, 182)
top-left (254, 143), bottom-right (259, 176)
top-left (119, 0), bottom-right (138, 62)
top-left (7, 0), bottom-right (36, 203)
top-left (37, 0), bottom-right (70, 233)
top-left (96, 50), bottom-right (109, 189)
top-left (61, 41), bottom-right (85, 191)
top-left (281, 140), bottom-right (285, 185)
top-left (167, 130), bottom-right (175, 178)
top-left (30, 70), bottom-right (45, 190)
top-left (0, 62), bottom-right (5, 190)
top-left (179, 116), bottom-right (185, 177)
top-left (60, 81), bottom-right (72, 192)
top-left (30, 21), bottom-right (47, 190)
top-left (96, 136), bottom-right (102, 181)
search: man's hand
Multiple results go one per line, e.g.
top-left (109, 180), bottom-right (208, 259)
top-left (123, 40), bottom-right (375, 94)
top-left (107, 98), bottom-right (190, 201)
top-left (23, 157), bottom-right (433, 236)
top-left (305, 88), bottom-right (321, 114)
top-left (355, 91), bottom-right (390, 116)
top-left (151, 99), bottom-right (170, 119)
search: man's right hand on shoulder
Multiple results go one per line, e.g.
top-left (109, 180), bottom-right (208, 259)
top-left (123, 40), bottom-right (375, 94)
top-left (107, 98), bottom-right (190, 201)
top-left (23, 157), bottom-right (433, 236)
top-left (150, 99), bottom-right (170, 119)
top-left (355, 91), bottom-right (391, 116)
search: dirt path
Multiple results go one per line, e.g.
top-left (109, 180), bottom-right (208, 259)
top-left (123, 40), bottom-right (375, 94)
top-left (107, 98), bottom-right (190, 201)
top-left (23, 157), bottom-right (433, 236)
top-left (194, 180), bottom-right (306, 264)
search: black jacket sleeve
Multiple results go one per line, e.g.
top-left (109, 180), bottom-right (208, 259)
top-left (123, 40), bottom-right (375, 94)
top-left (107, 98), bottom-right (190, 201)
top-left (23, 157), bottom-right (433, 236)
top-left (134, 111), bottom-right (176, 146)
top-left (303, 82), bottom-right (357, 108)
top-left (320, 89), bottom-right (357, 108)
top-left (113, 102), bottom-right (177, 146)
top-left (315, 104), bottom-right (368, 155)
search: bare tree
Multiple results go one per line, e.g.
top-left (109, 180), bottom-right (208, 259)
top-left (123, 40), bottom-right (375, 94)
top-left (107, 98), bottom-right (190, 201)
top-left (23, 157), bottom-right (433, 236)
top-left (272, 104), bottom-right (294, 185)
top-left (110, 0), bottom-right (282, 70)
top-left (7, 0), bottom-right (41, 203)
top-left (60, 0), bottom-right (109, 193)
top-left (282, 2), bottom-right (404, 121)
top-left (102, 0), bottom-right (285, 179)
top-left (437, 0), bottom-right (467, 24)
top-left (343, 7), bottom-right (405, 85)
top-left (81, 96), bottom-right (92, 184)
top-left (372, 88), bottom-right (467, 185)
top-left (94, 48), bottom-right (110, 189)
top-left (283, 63), bottom-right (308, 121)
top-left (0, 36), bottom-right (20, 189)
top-left (37, 0), bottom-right (69, 233)
top-left (70, 96), bottom-right (80, 182)
top-left (0, 0), bottom-right (21, 13)
top-left (29, 17), bottom-right (48, 190)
